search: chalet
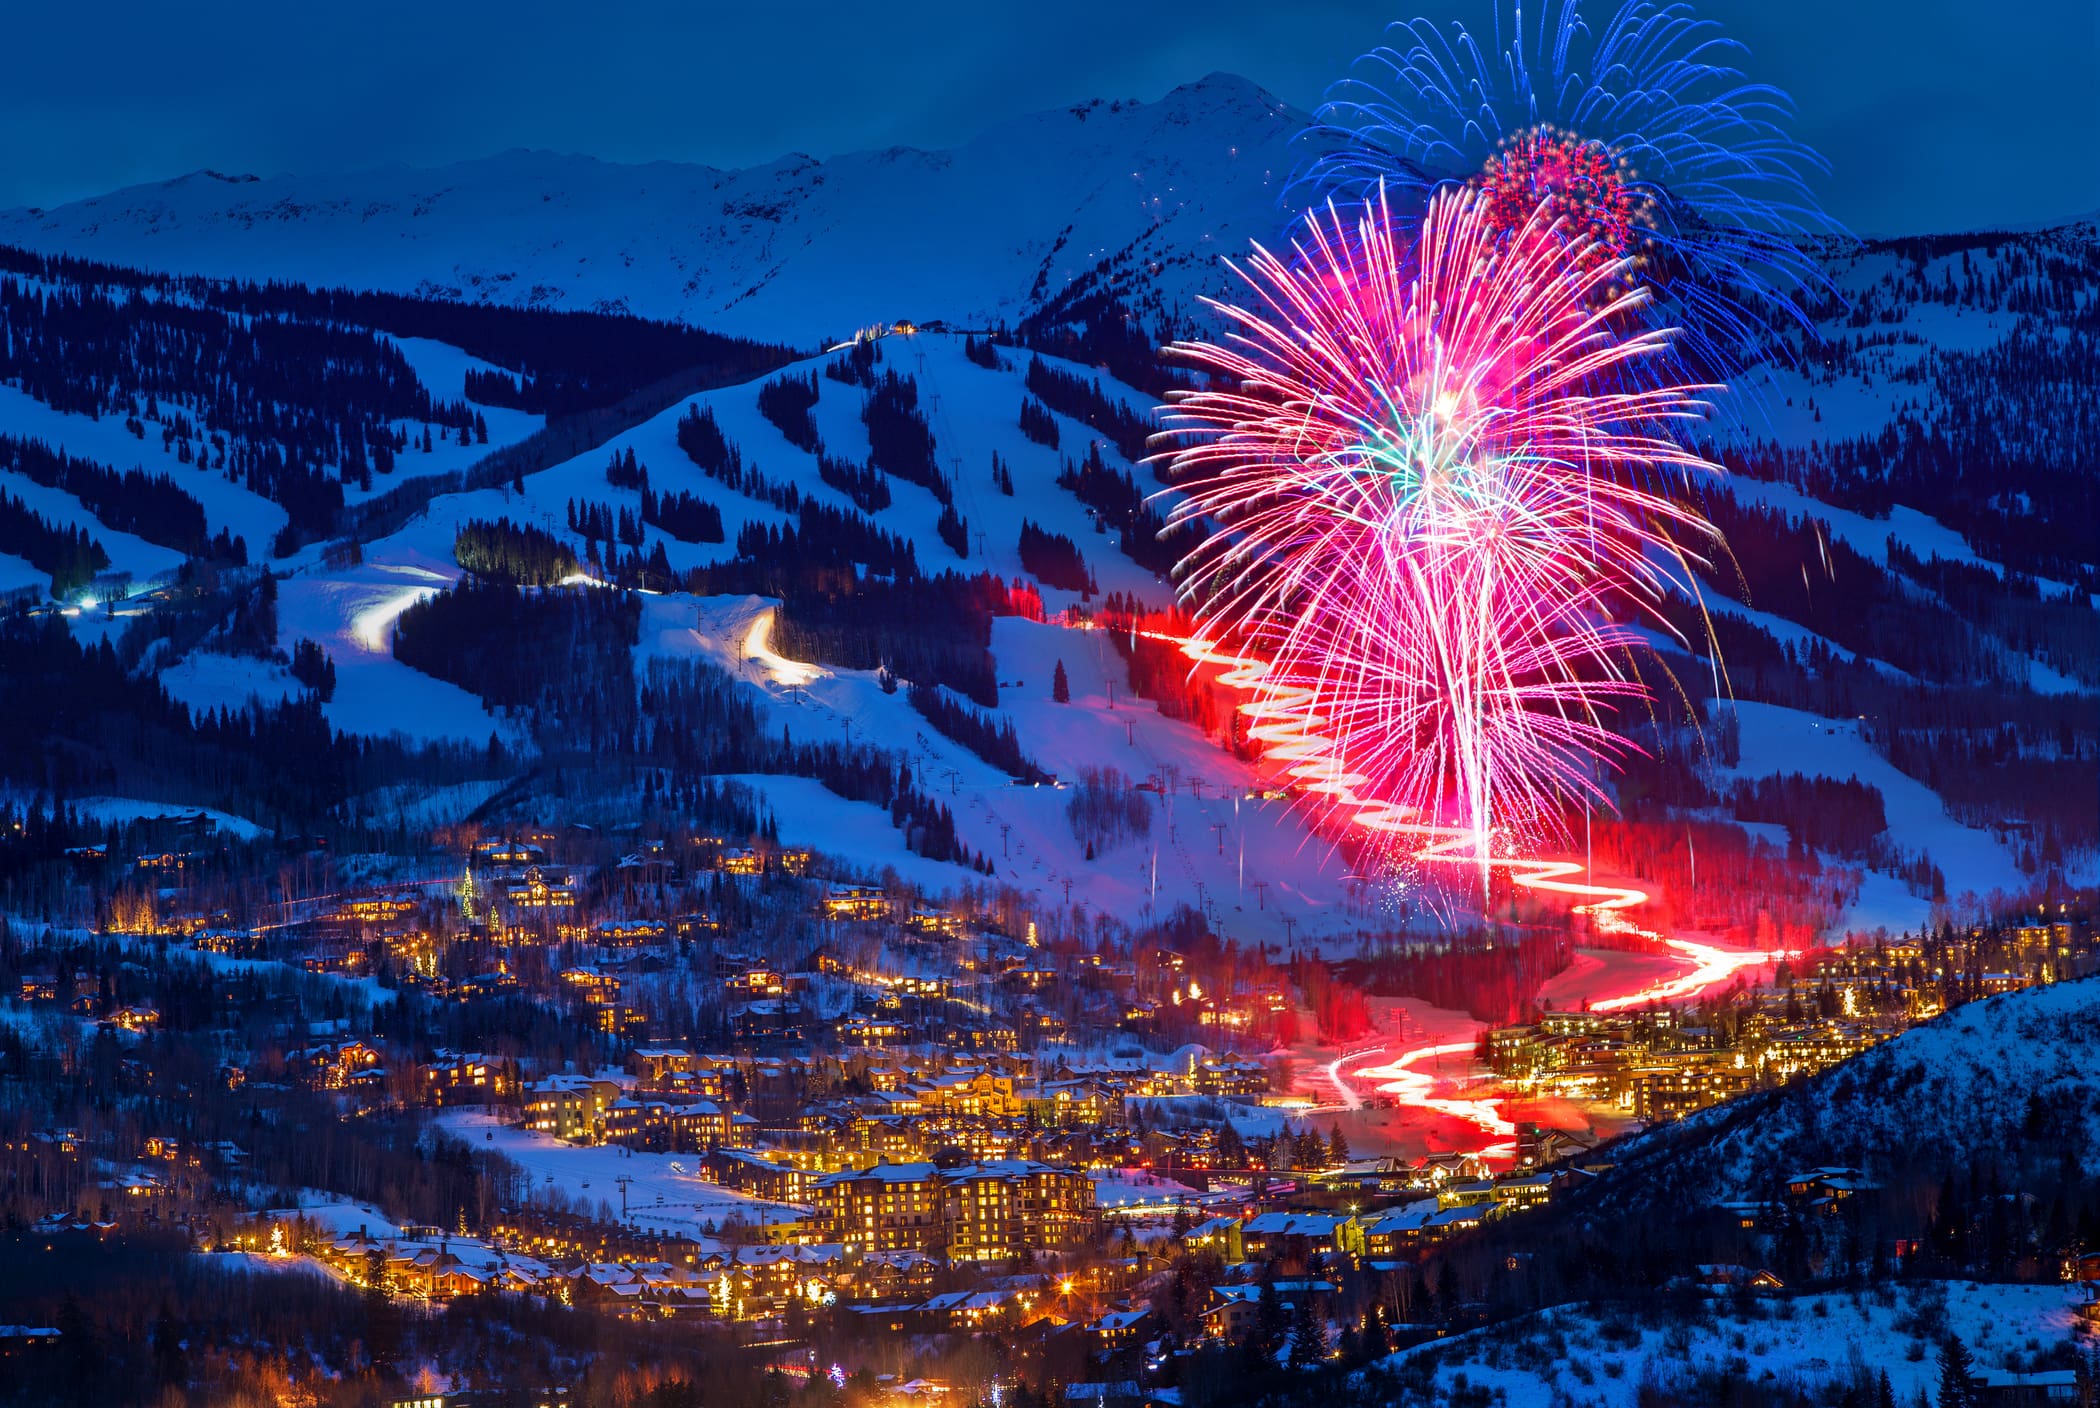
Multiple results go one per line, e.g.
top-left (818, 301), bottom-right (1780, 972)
top-left (600, 1097), bottom-right (727, 1152)
top-left (524, 1076), bottom-right (624, 1142)
top-left (1203, 1281), bottom-right (1334, 1339)
top-left (594, 918), bottom-right (669, 948)
top-left (1489, 1174), bottom-right (1555, 1211)
top-left (1783, 1167), bottom-right (1880, 1213)
top-left (702, 1149), bottom-right (812, 1203)
top-left (559, 966), bottom-right (620, 1005)
top-left (1420, 1202), bottom-right (1493, 1240)
top-left (906, 907), bottom-right (966, 937)
top-left (505, 867), bottom-right (577, 908)
top-left (1970, 1370), bottom-right (2080, 1405)
top-left (1435, 1179), bottom-right (1498, 1209)
top-left (1693, 1264), bottom-right (1784, 1293)
top-left (1192, 1057), bottom-right (1267, 1097)
top-left (1086, 1308), bottom-right (1158, 1350)
top-left (725, 968), bottom-right (787, 998)
top-left (1184, 1216), bottom-right (1245, 1262)
top-left (627, 1047), bottom-right (705, 1085)
top-left (1241, 1211), bottom-right (1351, 1257)
top-left (823, 884), bottom-right (889, 921)
top-left (916, 1069), bottom-right (1020, 1119)
top-left (733, 999), bottom-right (807, 1040)
top-left (425, 1051), bottom-right (501, 1102)
top-left (473, 839), bottom-right (548, 868)
top-left (1029, 1076), bottom-right (1126, 1128)
top-left (1361, 1199), bottom-right (1441, 1257)
top-left (1416, 1151), bottom-right (1489, 1184)
top-left (838, 1015), bottom-right (911, 1045)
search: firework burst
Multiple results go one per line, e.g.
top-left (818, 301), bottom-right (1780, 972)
top-left (1298, 0), bottom-right (1844, 375)
top-left (1160, 186), bottom-right (1720, 870)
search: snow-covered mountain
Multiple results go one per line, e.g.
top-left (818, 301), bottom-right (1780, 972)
top-left (0, 70), bottom-right (2090, 942)
top-left (0, 74), bottom-right (1312, 344)
top-left (1595, 974), bottom-right (2100, 1204)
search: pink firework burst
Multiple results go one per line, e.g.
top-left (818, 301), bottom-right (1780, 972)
top-left (1160, 187), bottom-right (1721, 868)
top-left (1475, 126), bottom-right (1647, 272)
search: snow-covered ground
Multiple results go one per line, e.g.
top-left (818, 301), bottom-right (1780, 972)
top-left (1088, 1167), bottom-right (1205, 1211)
top-left (0, 451), bottom-right (187, 587)
top-left (1604, 975), bottom-right (2100, 1204)
top-left (0, 548), bottom-right (38, 596)
top-left (1379, 1282), bottom-right (2088, 1408)
top-left (0, 74), bottom-right (1308, 342)
top-left (274, 561), bottom-right (506, 745)
top-left (0, 381), bottom-right (289, 553)
top-left (3, 792), bottom-right (269, 839)
top-left (434, 1109), bottom-right (808, 1238)
top-left (158, 650), bottom-right (302, 714)
top-left (1717, 699), bottom-right (2025, 927)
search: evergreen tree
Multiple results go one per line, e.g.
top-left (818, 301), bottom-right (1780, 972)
top-left (1937, 1335), bottom-right (1975, 1408)
top-left (151, 1304), bottom-right (187, 1387)
top-left (364, 1248), bottom-right (403, 1375)
top-left (1361, 1303), bottom-right (1390, 1361)
top-left (1252, 1275), bottom-right (1286, 1363)
top-left (1053, 659), bottom-right (1070, 703)
top-left (1287, 1292), bottom-right (1323, 1369)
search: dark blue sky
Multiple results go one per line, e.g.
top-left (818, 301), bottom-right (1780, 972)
top-left (8, 0), bottom-right (2095, 235)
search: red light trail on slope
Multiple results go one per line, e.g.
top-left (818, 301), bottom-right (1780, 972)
top-left (1151, 626), bottom-right (1651, 923)
top-left (1146, 625), bottom-right (1778, 1158)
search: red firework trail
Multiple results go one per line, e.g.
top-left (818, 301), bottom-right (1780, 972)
top-left (1142, 625), bottom-right (1649, 927)
top-left (1159, 186), bottom-right (1724, 872)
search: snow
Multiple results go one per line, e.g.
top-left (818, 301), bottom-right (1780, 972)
top-left (264, 1198), bottom-right (402, 1242)
top-left (434, 1109), bottom-right (808, 1238)
top-left (0, 327), bottom-right (539, 555)
top-left (0, 381), bottom-right (289, 553)
top-left (1088, 1168), bottom-right (1204, 1211)
top-left (721, 773), bottom-right (987, 892)
top-left (1380, 1282), bottom-right (2086, 1408)
top-left (0, 74), bottom-right (1311, 342)
top-left (158, 650), bottom-right (300, 713)
top-left (161, 940), bottom-right (399, 1007)
top-left (1728, 476), bottom-right (1995, 577)
top-left (1717, 699), bottom-right (2025, 912)
top-left (1702, 592), bottom-right (1911, 681)
top-left (10, 793), bottom-right (269, 840)
top-left (641, 587), bottom-right (1367, 940)
top-left (1606, 975), bottom-right (2100, 1204)
top-left (273, 561), bottom-right (507, 745)
top-left (0, 549), bottom-right (40, 596)
top-left (342, 337), bottom-right (545, 507)
top-left (0, 456), bottom-right (186, 587)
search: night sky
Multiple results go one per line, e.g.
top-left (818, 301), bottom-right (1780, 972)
top-left (7, 0), bottom-right (2095, 236)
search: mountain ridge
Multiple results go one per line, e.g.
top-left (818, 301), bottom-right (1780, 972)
top-left (0, 72), bottom-right (1311, 343)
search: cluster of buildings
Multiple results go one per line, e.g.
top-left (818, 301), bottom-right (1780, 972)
top-left (1485, 920), bottom-right (2096, 1123)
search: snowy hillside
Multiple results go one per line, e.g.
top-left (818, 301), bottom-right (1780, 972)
top-left (0, 74), bottom-right (1313, 343)
top-left (1378, 1281), bottom-right (2086, 1408)
top-left (1596, 974), bottom-right (2100, 1204)
top-left (287, 332), bottom-right (1364, 938)
top-left (0, 72), bottom-right (2088, 948)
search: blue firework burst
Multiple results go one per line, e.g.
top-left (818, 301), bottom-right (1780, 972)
top-left (1298, 0), bottom-right (1850, 377)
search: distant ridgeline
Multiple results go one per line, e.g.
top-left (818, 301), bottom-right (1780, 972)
top-left (1733, 226), bottom-right (2100, 593)
top-left (0, 242), bottom-right (798, 564)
